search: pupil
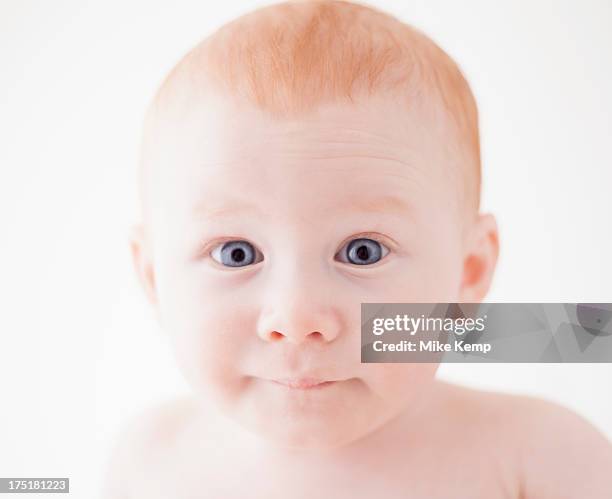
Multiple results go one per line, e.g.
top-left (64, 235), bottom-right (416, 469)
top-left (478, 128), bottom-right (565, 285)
top-left (356, 245), bottom-right (369, 260)
top-left (231, 248), bottom-right (245, 262)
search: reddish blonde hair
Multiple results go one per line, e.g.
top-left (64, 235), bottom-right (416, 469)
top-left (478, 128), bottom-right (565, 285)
top-left (145, 0), bottom-right (481, 218)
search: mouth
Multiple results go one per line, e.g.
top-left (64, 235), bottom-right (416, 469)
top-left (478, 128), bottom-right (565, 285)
top-left (270, 378), bottom-right (338, 390)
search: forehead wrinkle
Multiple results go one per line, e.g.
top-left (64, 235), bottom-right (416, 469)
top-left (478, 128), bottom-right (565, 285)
top-left (192, 129), bottom-right (413, 168)
top-left (262, 123), bottom-right (406, 145)
top-left (189, 155), bottom-right (428, 225)
top-left (257, 126), bottom-right (408, 152)
top-left (209, 107), bottom-right (416, 159)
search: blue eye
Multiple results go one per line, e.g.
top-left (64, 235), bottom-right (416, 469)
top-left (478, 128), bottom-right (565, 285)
top-left (211, 240), bottom-right (261, 267)
top-left (336, 237), bottom-right (389, 265)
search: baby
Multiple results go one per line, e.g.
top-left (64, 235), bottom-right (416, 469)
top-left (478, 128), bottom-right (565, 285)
top-left (103, 1), bottom-right (612, 497)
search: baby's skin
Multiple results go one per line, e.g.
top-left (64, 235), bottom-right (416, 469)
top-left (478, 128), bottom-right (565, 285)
top-left (106, 89), bottom-right (612, 498)
top-left (105, 380), bottom-right (612, 498)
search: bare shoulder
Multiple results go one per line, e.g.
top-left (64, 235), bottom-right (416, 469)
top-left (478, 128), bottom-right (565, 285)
top-left (100, 396), bottom-right (200, 499)
top-left (115, 395), bottom-right (200, 457)
top-left (509, 392), bottom-right (612, 499)
top-left (433, 380), bottom-right (612, 499)
top-left (430, 379), bottom-right (536, 419)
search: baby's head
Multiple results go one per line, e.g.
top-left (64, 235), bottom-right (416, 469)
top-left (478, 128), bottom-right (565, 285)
top-left (131, 0), bottom-right (499, 450)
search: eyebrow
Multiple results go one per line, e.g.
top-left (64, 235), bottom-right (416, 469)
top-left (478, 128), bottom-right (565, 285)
top-left (338, 194), bottom-right (414, 217)
top-left (193, 200), bottom-right (264, 220)
top-left (193, 194), bottom-right (414, 221)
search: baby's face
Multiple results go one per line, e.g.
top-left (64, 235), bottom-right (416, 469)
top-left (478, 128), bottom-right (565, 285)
top-left (140, 92), bottom-right (472, 449)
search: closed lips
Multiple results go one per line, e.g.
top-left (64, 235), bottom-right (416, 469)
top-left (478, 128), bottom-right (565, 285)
top-left (271, 378), bottom-right (336, 389)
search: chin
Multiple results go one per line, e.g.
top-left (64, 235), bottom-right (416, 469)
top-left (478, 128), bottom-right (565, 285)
top-left (252, 416), bottom-right (370, 451)
top-left (241, 401), bottom-right (386, 452)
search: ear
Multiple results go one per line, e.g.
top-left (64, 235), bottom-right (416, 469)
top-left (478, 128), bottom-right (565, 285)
top-left (458, 213), bottom-right (500, 303)
top-left (129, 224), bottom-right (158, 310)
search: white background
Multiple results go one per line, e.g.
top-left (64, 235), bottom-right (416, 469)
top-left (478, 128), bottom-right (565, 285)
top-left (0, 0), bottom-right (611, 497)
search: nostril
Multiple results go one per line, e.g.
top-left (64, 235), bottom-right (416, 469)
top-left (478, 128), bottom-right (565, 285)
top-left (270, 331), bottom-right (284, 341)
top-left (268, 330), bottom-right (324, 341)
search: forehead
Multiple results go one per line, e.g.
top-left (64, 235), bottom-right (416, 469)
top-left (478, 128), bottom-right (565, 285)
top-left (146, 92), bottom-right (460, 224)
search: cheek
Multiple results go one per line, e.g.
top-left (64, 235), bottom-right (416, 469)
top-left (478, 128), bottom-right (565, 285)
top-left (363, 252), bottom-right (462, 304)
top-left (157, 268), bottom-right (255, 402)
top-left (416, 256), bottom-right (462, 301)
top-left (169, 312), bottom-right (254, 409)
top-left (406, 230), bottom-right (464, 301)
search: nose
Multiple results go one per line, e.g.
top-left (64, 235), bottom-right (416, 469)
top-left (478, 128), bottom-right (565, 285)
top-left (256, 262), bottom-right (342, 345)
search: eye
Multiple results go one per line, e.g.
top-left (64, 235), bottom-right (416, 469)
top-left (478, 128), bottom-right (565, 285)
top-left (210, 240), bottom-right (262, 267)
top-left (335, 237), bottom-right (390, 266)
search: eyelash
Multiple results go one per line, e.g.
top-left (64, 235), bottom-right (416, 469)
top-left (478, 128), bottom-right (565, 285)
top-left (201, 232), bottom-right (396, 268)
top-left (337, 232), bottom-right (391, 253)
